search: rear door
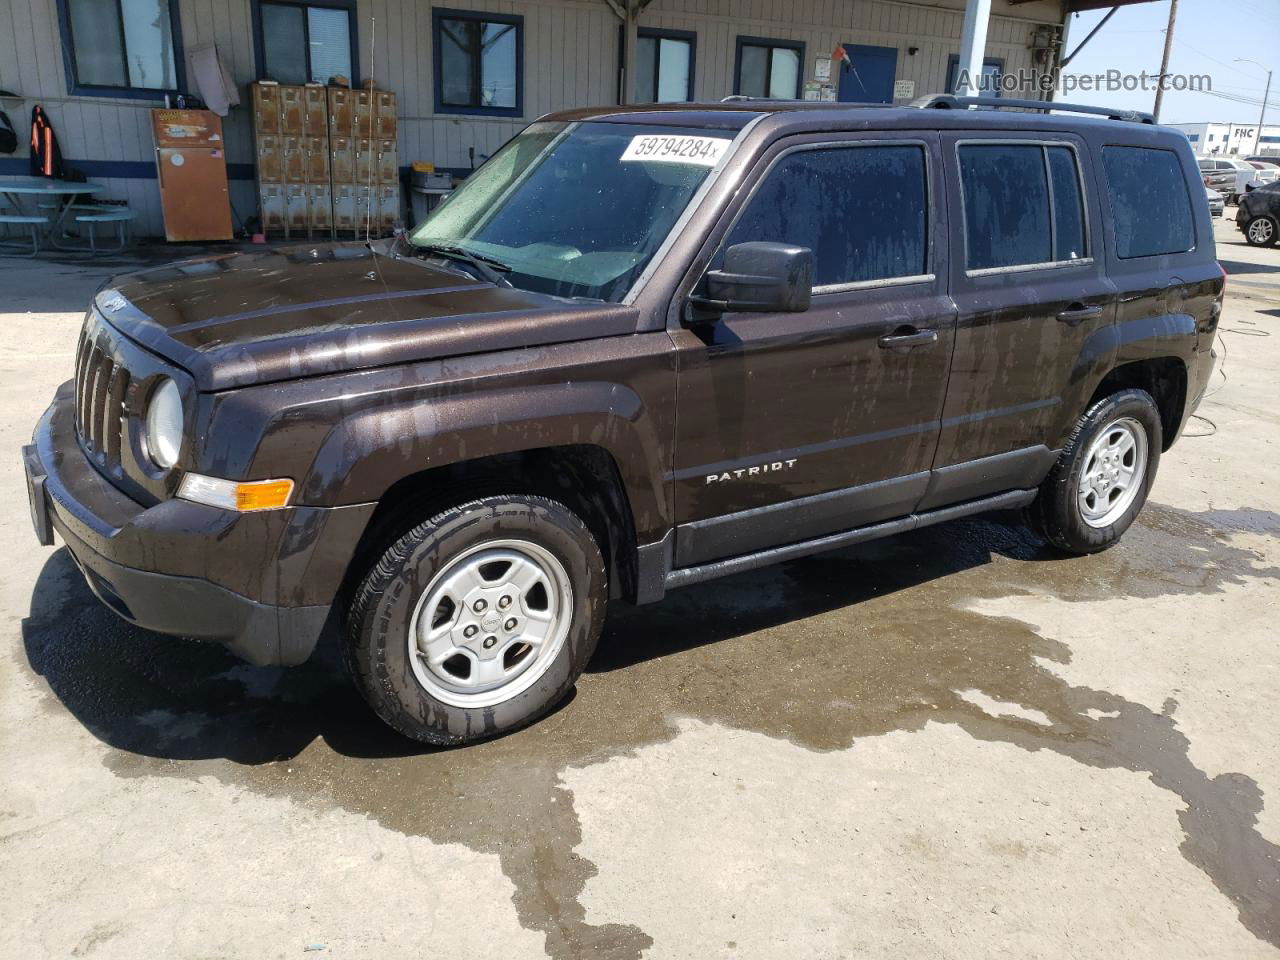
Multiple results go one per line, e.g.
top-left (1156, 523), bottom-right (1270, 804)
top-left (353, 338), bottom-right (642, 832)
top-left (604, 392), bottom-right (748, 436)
top-left (926, 132), bottom-right (1115, 508)
top-left (669, 132), bottom-right (956, 566)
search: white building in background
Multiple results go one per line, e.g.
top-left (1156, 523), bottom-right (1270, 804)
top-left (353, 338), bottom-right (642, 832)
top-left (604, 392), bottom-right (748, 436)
top-left (1166, 121), bottom-right (1280, 158)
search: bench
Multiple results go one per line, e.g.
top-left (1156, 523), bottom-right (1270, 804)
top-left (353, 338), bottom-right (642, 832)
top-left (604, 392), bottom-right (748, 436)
top-left (71, 209), bottom-right (135, 254)
top-left (0, 213), bottom-right (50, 257)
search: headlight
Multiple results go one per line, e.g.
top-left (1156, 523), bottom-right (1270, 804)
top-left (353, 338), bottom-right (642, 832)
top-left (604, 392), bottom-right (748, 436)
top-left (145, 378), bottom-right (183, 469)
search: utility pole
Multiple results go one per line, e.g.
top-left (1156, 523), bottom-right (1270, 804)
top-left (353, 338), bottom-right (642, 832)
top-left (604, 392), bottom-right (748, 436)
top-left (1153, 0), bottom-right (1178, 122)
top-left (1236, 58), bottom-right (1272, 155)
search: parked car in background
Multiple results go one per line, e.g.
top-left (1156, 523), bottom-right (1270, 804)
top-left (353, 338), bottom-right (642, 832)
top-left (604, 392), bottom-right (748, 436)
top-left (1198, 157), bottom-right (1236, 197)
top-left (1244, 155), bottom-right (1280, 167)
top-left (1197, 157), bottom-right (1272, 203)
top-left (1246, 161), bottom-right (1280, 186)
top-left (1206, 186), bottom-right (1225, 217)
top-left (1237, 180), bottom-right (1280, 246)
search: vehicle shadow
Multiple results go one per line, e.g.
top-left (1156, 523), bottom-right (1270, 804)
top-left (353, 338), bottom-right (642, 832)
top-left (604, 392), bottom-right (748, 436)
top-left (1220, 257), bottom-right (1280, 277)
top-left (20, 511), bottom-right (1047, 766)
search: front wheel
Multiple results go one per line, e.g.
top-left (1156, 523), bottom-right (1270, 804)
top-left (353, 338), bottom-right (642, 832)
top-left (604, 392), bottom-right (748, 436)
top-left (344, 495), bottom-right (607, 745)
top-left (1028, 388), bottom-right (1162, 555)
top-left (1245, 214), bottom-right (1279, 247)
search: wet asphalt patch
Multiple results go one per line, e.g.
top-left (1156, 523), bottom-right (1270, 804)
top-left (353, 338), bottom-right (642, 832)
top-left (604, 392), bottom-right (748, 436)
top-left (19, 504), bottom-right (1280, 957)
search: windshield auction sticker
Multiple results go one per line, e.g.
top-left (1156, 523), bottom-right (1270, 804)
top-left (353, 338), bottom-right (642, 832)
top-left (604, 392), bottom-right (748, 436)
top-left (620, 135), bottom-right (731, 167)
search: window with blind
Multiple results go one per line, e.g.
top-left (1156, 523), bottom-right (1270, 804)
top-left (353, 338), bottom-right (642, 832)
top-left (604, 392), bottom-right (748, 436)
top-left (634, 29), bottom-right (695, 103)
top-left (255, 0), bottom-right (356, 86)
top-left (56, 0), bottom-right (183, 98)
top-left (433, 9), bottom-right (523, 116)
top-left (734, 37), bottom-right (804, 100)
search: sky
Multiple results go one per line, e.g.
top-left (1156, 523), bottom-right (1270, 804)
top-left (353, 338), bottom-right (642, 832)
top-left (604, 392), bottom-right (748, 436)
top-left (1060, 0), bottom-right (1279, 125)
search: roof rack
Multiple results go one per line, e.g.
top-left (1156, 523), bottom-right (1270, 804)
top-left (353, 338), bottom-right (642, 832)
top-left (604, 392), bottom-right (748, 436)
top-left (911, 94), bottom-right (1155, 124)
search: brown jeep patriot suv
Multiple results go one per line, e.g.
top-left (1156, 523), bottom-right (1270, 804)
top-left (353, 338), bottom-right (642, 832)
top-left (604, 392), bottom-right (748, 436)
top-left (25, 96), bottom-right (1222, 744)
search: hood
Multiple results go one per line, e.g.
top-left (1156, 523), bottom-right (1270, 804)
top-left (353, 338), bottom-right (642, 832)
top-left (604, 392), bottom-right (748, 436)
top-left (95, 242), bottom-right (641, 391)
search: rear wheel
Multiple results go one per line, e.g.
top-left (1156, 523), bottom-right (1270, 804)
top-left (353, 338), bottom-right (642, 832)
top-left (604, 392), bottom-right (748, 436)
top-left (1028, 388), bottom-right (1162, 554)
top-left (344, 495), bottom-right (606, 745)
top-left (1245, 214), bottom-right (1278, 247)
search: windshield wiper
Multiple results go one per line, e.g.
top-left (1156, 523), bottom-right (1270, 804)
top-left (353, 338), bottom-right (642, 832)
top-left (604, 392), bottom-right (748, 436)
top-left (411, 242), bottom-right (513, 286)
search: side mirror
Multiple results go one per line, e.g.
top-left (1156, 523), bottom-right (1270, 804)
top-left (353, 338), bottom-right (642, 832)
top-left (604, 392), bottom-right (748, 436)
top-left (689, 241), bottom-right (814, 315)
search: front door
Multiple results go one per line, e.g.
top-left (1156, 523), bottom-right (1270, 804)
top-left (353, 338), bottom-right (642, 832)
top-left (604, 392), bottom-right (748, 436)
top-left (924, 132), bottom-right (1116, 508)
top-left (838, 44), bottom-right (898, 104)
top-left (670, 133), bottom-right (955, 567)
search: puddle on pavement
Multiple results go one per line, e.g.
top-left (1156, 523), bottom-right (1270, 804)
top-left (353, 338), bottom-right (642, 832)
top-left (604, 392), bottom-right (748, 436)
top-left (19, 503), bottom-right (1280, 957)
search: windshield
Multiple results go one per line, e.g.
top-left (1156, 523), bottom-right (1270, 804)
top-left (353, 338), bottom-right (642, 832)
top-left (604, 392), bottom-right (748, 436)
top-left (409, 121), bottom-right (736, 302)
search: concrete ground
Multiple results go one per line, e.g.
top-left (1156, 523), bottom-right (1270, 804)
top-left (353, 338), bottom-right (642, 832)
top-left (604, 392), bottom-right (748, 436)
top-left (1, 217), bottom-right (1278, 960)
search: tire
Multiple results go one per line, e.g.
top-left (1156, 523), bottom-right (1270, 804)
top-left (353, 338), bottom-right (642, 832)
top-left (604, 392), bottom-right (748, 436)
top-left (344, 495), bottom-right (607, 745)
top-left (1028, 388), bottom-right (1162, 555)
top-left (1244, 214), bottom-right (1279, 247)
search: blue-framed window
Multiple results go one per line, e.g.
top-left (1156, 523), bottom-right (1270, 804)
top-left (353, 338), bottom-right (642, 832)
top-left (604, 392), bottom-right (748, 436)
top-left (433, 8), bottom-right (523, 117)
top-left (635, 27), bottom-right (696, 102)
top-left (54, 0), bottom-right (185, 100)
top-left (946, 55), bottom-right (1005, 97)
top-left (734, 36), bottom-right (804, 99)
top-left (252, 0), bottom-right (359, 85)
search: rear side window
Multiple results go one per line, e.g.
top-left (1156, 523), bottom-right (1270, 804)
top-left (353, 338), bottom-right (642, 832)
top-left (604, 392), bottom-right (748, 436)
top-left (958, 142), bottom-right (1088, 271)
top-left (726, 143), bottom-right (928, 288)
top-left (1102, 146), bottom-right (1194, 259)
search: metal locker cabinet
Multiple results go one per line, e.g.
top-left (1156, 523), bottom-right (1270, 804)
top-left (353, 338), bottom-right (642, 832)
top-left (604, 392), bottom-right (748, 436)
top-left (285, 184), bottom-right (309, 236)
top-left (282, 136), bottom-right (305, 183)
top-left (376, 91), bottom-right (396, 139)
top-left (308, 185), bottom-right (333, 233)
top-left (279, 86), bottom-right (305, 135)
top-left (353, 139), bottom-right (372, 187)
top-left (353, 186), bottom-right (372, 234)
top-left (378, 185), bottom-right (399, 234)
top-left (332, 185), bottom-right (356, 232)
top-left (330, 137), bottom-right (353, 184)
top-left (328, 88), bottom-right (352, 138)
top-left (259, 185), bottom-right (286, 233)
top-left (376, 140), bottom-right (397, 184)
top-left (354, 89), bottom-right (373, 139)
top-left (303, 85), bottom-right (328, 136)
top-left (256, 135), bottom-right (282, 183)
top-left (252, 84), bottom-right (280, 134)
top-left (304, 137), bottom-right (329, 184)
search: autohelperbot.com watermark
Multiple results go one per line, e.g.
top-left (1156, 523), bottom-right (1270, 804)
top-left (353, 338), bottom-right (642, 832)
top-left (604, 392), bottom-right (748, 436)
top-left (954, 68), bottom-right (1213, 98)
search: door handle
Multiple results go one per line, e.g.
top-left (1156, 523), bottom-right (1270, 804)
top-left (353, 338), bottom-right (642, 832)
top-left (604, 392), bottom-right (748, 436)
top-left (878, 326), bottom-right (938, 349)
top-left (1056, 303), bottom-right (1104, 326)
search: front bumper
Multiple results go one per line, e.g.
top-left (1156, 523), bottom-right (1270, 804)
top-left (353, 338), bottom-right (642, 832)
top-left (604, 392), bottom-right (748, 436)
top-left (25, 382), bottom-right (375, 666)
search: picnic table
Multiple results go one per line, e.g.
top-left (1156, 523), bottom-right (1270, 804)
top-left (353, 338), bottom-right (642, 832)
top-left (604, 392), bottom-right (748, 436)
top-left (0, 177), bottom-right (107, 254)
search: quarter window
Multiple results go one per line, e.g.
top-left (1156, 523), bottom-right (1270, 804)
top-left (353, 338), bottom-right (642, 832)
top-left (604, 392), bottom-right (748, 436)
top-left (257, 0), bottom-right (355, 85)
top-left (1102, 146), bottom-right (1195, 259)
top-left (735, 37), bottom-right (803, 99)
top-left (635, 29), bottom-right (695, 103)
top-left (726, 144), bottom-right (929, 289)
top-left (59, 0), bottom-right (182, 96)
top-left (958, 143), bottom-right (1089, 271)
top-left (434, 9), bottom-right (522, 115)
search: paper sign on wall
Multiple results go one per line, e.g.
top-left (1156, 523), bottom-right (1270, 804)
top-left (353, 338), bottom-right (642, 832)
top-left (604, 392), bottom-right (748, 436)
top-left (894, 79), bottom-right (916, 100)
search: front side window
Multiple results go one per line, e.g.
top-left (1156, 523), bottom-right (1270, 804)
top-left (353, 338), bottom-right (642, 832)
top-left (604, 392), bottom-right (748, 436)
top-left (726, 144), bottom-right (929, 289)
top-left (959, 142), bottom-right (1089, 271)
top-left (636, 29), bottom-right (695, 103)
top-left (258, 0), bottom-right (355, 85)
top-left (411, 121), bottom-right (736, 301)
top-left (735, 37), bottom-right (803, 99)
top-left (434, 9), bottom-right (522, 115)
top-left (60, 0), bottom-right (181, 96)
top-left (1102, 146), bottom-right (1195, 259)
